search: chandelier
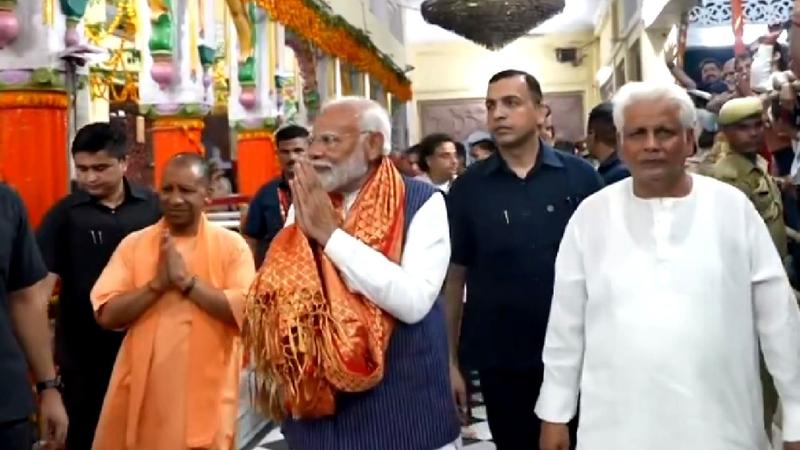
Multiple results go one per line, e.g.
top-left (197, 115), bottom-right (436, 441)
top-left (420, 0), bottom-right (565, 50)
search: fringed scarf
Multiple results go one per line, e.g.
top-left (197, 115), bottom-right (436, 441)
top-left (244, 157), bottom-right (406, 420)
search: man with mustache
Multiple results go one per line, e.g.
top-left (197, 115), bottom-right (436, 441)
top-left (243, 124), bottom-right (308, 266)
top-left (90, 153), bottom-right (255, 450)
top-left (445, 70), bottom-right (602, 450)
top-left (711, 97), bottom-right (787, 259)
top-left (537, 81), bottom-right (800, 450)
top-left (244, 97), bottom-right (459, 450)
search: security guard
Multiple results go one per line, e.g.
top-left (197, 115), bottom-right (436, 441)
top-left (710, 96), bottom-right (787, 258)
top-left (709, 96), bottom-right (784, 441)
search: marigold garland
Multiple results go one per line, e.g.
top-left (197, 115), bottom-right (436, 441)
top-left (256, 0), bottom-right (412, 102)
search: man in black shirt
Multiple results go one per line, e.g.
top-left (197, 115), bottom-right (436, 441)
top-left (37, 122), bottom-right (161, 450)
top-left (243, 124), bottom-right (308, 266)
top-left (587, 102), bottom-right (630, 185)
top-left (445, 70), bottom-right (602, 450)
top-left (0, 184), bottom-right (68, 450)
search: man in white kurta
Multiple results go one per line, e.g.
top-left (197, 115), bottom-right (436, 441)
top-left (536, 82), bottom-right (800, 450)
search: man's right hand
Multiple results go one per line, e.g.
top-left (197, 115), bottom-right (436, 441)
top-left (149, 231), bottom-right (171, 293)
top-left (540, 421), bottom-right (570, 450)
top-left (449, 363), bottom-right (469, 424)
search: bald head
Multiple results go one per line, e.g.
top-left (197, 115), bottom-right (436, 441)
top-left (160, 152), bottom-right (211, 233)
top-left (163, 152), bottom-right (211, 186)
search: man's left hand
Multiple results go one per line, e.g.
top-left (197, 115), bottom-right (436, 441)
top-left (39, 389), bottom-right (68, 448)
top-left (291, 161), bottom-right (340, 246)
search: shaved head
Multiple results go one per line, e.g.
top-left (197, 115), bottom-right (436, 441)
top-left (160, 152), bottom-right (211, 233)
top-left (164, 152), bottom-right (210, 186)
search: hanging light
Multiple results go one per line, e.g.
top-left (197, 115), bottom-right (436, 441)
top-left (420, 0), bottom-right (565, 50)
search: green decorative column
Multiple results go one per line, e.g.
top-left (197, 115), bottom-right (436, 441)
top-left (149, 10), bottom-right (175, 89)
top-left (199, 43), bottom-right (215, 90)
top-left (0, 0), bottom-right (19, 49)
top-left (238, 56), bottom-right (256, 108)
top-left (60, 0), bottom-right (88, 46)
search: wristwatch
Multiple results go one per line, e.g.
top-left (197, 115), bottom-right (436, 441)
top-left (36, 376), bottom-right (63, 394)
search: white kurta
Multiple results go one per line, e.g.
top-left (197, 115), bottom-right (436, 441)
top-left (535, 174), bottom-right (800, 450)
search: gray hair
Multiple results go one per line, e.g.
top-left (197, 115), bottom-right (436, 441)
top-left (320, 97), bottom-right (392, 155)
top-left (612, 82), bottom-right (697, 131)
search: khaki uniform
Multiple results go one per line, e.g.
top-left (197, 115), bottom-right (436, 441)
top-left (686, 149), bottom-right (716, 176)
top-left (709, 151), bottom-right (785, 439)
top-left (709, 152), bottom-right (787, 258)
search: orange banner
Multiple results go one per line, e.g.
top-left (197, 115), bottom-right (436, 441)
top-left (151, 117), bottom-right (205, 186)
top-left (731, 0), bottom-right (746, 56)
top-left (237, 130), bottom-right (279, 197)
top-left (0, 91), bottom-right (69, 227)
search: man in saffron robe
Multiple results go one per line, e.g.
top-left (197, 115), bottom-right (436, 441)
top-left (245, 97), bottom-right (460, 450)
top-left (90, 153), bottom-right (256, 450)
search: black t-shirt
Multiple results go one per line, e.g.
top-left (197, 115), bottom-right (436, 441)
top-left (36, 181), bottom-right (161, 373)
top-left (0, 183), bottom-right (48, 422)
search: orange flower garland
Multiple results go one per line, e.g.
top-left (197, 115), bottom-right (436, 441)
top-left (256, 0), bottom-right (412, 102)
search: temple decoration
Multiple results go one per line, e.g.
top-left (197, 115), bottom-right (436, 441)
top-left (226, 0), bottom-right (255, 109)
top-left (212, 53), bottom-right (229, 113)
top-left (420, 0), bottom-right (564, 50)
top-left (0, 0), bottom-right (19, 48)
top-left (60, 0), bottom-right (90, 45)
top-left (227, 2), bottom-right (279, 196)
top-left (84, 0), bottom-right (139, 102)
top-left (256, 0), bottom-right (412, 102)
top-left (285, 31), bottom-right (319, 121)
top-left (148, 0), bottom-right (174, 88)
top-left (0, 0), bottom-right (76, 224)
top-left (88, 45), bottom-right (140, 102)
top-left (276, 72), bottom-right (300, 124)
top-left (139, 0), bottom-right (215, 183)
top-left (84, 0), bottom-right (138, 44)
top-left (688, 0), bottom-right (792, 26)
top-left (0, 91), bottom-right (69, 227)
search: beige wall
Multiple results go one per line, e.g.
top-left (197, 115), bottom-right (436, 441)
top-left (593, 0), bottom-right (679, 98)
top-left (407, 31), bottom-right (596, 143)
top-left (640, 27), bottom-right (673, 83)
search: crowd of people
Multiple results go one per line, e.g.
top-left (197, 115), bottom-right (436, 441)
top-left (4, 13), bottom-right (800, 450)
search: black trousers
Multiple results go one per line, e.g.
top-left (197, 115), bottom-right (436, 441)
top-left (61, 367), bottom-right (113, 450)
top-left (480, 367), bottom-right (578, 450)
top-left (0, 418), bottom-right (33, 450)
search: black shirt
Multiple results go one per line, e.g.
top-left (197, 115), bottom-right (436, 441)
top-left (36, 180), bottom-right (161, 372)
top-left (243, 177), bottom-right (290, 266)
top-left (447, 144), bottom-right (603, 370)
top-left (597, 152), bottom-right (631, 185)
top-left (0, 183), bottom-right (48, 422)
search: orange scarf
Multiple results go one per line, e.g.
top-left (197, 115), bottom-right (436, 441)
top-left (244, 157), bottom-right (406, 420)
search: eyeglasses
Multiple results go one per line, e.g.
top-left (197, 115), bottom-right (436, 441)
top-left (308, 131), bottom-right (375, 148)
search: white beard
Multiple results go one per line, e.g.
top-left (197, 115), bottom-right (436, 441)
top-left (314, 147), bottom-right (370, 193)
